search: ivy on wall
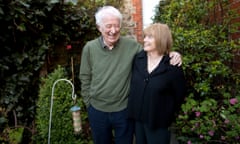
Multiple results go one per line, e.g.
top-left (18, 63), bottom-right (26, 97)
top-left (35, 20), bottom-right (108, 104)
top-left (0, 0), bottom-right (121, 143)
top-left (154, 0), bottom-right (240, 143)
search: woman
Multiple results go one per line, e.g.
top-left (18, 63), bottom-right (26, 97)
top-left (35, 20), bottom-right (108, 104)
top-left (127, 23), bottom-right (186, 144)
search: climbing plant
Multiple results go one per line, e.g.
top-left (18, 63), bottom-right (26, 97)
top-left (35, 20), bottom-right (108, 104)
top-left (154, 0), bottom-right (240, 143)
top-left (0, 0), bottom-right (122, 143)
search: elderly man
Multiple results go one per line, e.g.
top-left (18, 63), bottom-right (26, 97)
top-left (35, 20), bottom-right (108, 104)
top-left (79, 6), bottom-right (182, 144)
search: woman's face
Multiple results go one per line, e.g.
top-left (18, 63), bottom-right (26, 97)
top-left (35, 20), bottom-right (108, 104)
top-left (143, 34), bottom-right (157, 52)
top-left (98, 15), bottom-right (121, 47)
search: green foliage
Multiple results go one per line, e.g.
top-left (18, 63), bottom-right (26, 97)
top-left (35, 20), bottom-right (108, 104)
top-left (8, 127), bottom-right (24, 144)
top-left (154, 0), bottom-right (240, 143)
top-left (36, 66), bottom-right (92, 144)
top-left (1, 127), bottom-right (24, 144)
top-left (0, 0), bottom-right (121, 143)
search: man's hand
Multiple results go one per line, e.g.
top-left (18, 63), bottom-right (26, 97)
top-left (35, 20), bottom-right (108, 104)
top-left (169, 51), bottom-right (182, 66)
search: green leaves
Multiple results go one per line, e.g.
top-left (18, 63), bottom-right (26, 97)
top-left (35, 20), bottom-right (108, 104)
top-left (154, 0), bottom-right (240, 143)
top-left (0, 0), bottom-right (118, 143)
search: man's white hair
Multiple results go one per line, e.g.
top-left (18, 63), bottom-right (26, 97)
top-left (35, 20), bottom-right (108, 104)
top-left (95, 6), bottom-right (123, 27)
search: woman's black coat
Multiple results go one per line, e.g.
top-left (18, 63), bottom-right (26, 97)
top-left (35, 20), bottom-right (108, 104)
top-left (127, 50), bottom-right (186, 130)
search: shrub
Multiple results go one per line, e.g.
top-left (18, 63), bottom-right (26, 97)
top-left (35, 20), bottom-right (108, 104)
top-left (154, 0), bottom-right (240, 143)
top-left (35, 66), bottom-right (92, 144)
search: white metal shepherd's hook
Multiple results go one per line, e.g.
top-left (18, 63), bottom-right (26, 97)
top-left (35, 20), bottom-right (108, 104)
top-left (48, 79), bottom-right (76, 144)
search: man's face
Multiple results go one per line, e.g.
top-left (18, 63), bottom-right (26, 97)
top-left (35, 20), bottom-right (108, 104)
top-left (98, 15), bottom-right (121, 47)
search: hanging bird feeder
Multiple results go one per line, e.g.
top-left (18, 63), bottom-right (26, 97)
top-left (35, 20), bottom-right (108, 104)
top-left (48, 79), bottom-right (82, 144)
top-left (70, 105), bottom-right (82, 134)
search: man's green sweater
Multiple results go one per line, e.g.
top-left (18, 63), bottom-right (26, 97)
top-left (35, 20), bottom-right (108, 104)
top-left (79, 36), bottom-right (142, 112)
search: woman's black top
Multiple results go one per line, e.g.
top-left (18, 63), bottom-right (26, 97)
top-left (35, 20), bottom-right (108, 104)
top-left (127, 50), bottom-right (186, 130)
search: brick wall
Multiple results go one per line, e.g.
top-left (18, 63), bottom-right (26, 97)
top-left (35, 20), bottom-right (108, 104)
top-left (121, 0), bottom-right (143, 43)
top-left (229, 0), bottom-right (240, 40)
top-left (131, 0), bottom-right (143, 43)
top-left (208, 0), bottom-right (240, 71)
top-left (228, 0), bottom-right (240, 72)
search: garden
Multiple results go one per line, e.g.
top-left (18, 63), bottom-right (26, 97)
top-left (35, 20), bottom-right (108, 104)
top-left (0, 0), bottom-right (239, 143)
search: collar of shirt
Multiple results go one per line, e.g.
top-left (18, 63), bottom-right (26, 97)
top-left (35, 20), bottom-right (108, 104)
top-left (99, 36), bottom-right (119, 50)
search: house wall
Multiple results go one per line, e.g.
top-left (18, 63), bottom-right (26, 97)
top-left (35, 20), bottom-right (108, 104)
top-left (120, 0), bottom-right (143, 43)
top-left (223, 0), bottom-right (240, 72)
top-left (230, 0), bottom-right (240, 72)
top-left (229, 0), bottom-right (240, 40)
